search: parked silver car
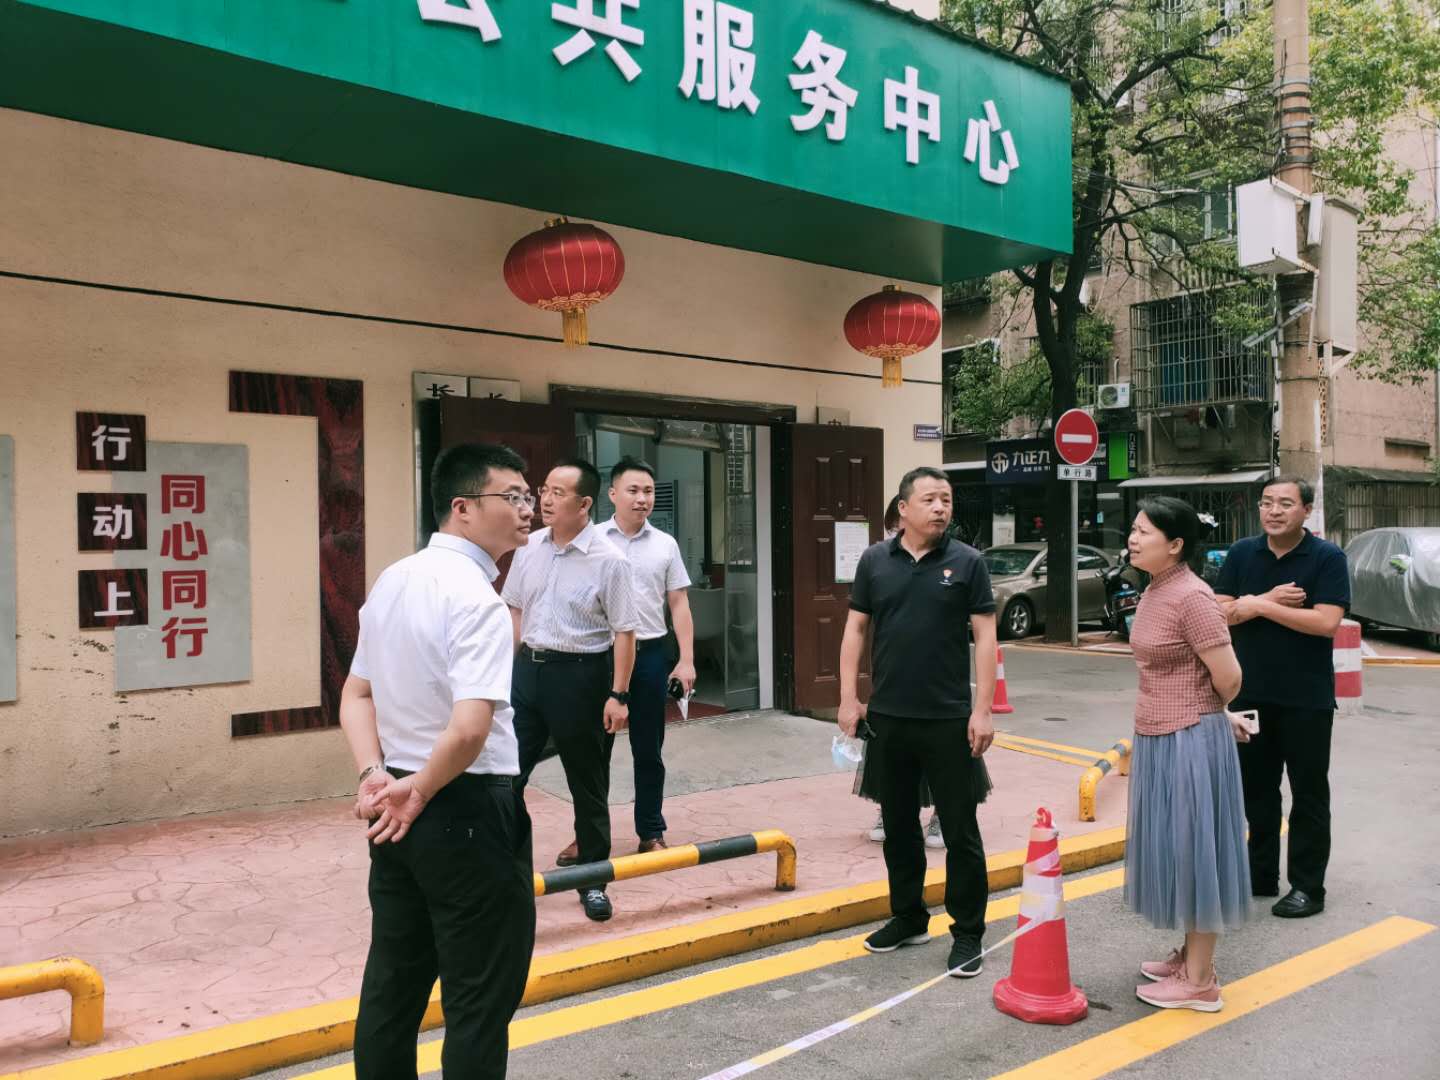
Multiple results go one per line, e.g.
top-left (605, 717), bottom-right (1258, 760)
top-left (983, 542), bottom-right (1113, 639)
top-left (1345, 526), bottom-right (1440, 649)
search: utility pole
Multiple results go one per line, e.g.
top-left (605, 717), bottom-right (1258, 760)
top-left (1273, 0), bottom-right (1325, 531)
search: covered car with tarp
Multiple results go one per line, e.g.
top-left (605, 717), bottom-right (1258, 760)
top-left (1344, 527), bottom-right (1440, 648)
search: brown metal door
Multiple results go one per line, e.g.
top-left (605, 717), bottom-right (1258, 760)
top-left (419, 396), bottom-right (575, 582)
top-left (789, 423), bottom-right (884, 711)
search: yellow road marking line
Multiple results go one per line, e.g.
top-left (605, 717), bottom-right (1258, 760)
top-left (992, 738), bottom-right (1096, 768)
top-left (293, 869), bottom-right (1128, 1078)
top-left (995, 732), bottom-right (1109, 759)
top-left (989, 915), bottom-right (1436, 1080)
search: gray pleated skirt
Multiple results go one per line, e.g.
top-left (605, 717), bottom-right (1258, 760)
top-left (1124, 712), bottom-right (1252, 933)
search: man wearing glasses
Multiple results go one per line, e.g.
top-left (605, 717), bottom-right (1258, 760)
top-left (340, 443), bottom-right (536, 1078)
top-left (503, 457), bottom-right (639, 921)
top-left (1214, 475), bottom-right (1350, 919)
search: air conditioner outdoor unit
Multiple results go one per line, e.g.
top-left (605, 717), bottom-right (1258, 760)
top-left (1097, 382), bottom-right (1131, 409)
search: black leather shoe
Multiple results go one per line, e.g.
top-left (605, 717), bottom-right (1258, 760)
top-left (1272, 888), bottom-right (1324, 918)
top-left (580, 888), bottom-right (613, 922)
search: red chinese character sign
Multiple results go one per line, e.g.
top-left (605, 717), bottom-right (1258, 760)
top-left (108, 442), bottom-right (251, 692)
top-left (1053, 408), bottom-right (1100, 466)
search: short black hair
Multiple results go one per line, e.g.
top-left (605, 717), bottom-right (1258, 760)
top-left (431, 443), bottom-right (528, 526)
top-left (553, 457), bottom-right (602, 504)
top-left (898, 466), bottom-right (950, 503)
top-left (1264, 474), bottom-right (1315, 507)
top-left (609, 456), bottom-right (655, 486)
top-left (1137, 495), bottom-right (1211, 573)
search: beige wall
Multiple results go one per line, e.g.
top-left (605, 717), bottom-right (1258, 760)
top-left (0, 108), bottom-right (941, 835)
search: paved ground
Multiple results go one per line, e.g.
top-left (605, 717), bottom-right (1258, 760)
top-left (0, 651), bottom-right (1130, 1073)
top-left (252, 652), bottom-right (1440, 1080)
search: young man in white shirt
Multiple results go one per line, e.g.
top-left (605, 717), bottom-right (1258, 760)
top-left (340, 442), bottom-right (536, 1080)
top-left (599, 457), bottom-right (696, 853)
top-left (503, 457), bottom-right (640, 921)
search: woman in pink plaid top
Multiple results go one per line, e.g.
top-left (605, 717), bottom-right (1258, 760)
top-left (1124, 496), bottom-right (1253, 1014)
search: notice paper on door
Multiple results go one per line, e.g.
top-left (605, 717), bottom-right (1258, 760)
top-left (834, 520), bottom-right (871, 585)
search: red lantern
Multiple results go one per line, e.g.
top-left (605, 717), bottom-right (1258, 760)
top-left (843, 285), bottom-right (941, 388)
top-left (503, 217), bottom-right (625, 346)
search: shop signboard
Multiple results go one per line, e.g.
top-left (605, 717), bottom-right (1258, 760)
top-left (986, 438), bottom-right (1053, 486)
top-left (10, 0), bottom-right (1073, 282)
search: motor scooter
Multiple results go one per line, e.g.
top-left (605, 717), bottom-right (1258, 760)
top-left (1102, 551), bottom-right (1146, 639)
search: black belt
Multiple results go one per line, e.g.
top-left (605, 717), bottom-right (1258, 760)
top-left (636, 637), bottom-right (669, 651)
top-left (388, 767), bottom-right (513, 788)
top-left (521, 644), bottom-right (608, 664)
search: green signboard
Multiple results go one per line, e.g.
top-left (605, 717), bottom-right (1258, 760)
top-left (3, 0), bottom-right (1072, 281)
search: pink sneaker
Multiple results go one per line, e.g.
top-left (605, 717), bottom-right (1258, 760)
top-left (1139, 945), bottom-right (1185, 982)
top-left (1136, 967), bottom-right (1223, 1012)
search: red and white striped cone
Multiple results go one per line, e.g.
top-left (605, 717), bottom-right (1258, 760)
top-left (992, 643), bottom-right (1014, 715)
top-left (1333, 618), bottom-right (1363, 714)
top-left (992, 807), bottom-right (1088, 1025)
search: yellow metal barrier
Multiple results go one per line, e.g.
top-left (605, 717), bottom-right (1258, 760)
top-left (0, 956), bottom-right (104, 1046)
top-left (1079, 739), bottom-right (1133, 822)
top-left (534, 828), bottom-right (797, 896)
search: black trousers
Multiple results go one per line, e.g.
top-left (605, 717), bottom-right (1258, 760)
top-left (1237, 705), bottom-right (1334, 899)
top-left (513, 650), bottom-right (614, 868)
top-left (629, 640), bottom-right (671, 841)
top-left (354, 772), bottom-right (535, 1080)
top-left (868, 711), bottom-right (989, 940)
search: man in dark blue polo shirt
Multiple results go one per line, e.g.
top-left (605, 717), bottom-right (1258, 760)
top-left (1215, 475), bottom-right (1349, 919)
top-left (838, 466), bottom-right (998, 978)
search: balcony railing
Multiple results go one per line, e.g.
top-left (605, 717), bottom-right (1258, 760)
top-left (1130, 284), bottom-right (1273, 411)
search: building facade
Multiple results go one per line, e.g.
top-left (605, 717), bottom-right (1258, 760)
top-left (0, 0), bottom-right (1071, 834)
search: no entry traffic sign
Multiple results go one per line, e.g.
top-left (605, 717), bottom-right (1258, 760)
top-left (1054, 409), bottom-right (1100, 466)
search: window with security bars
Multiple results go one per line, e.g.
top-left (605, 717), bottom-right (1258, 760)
top-left (1130, 284), bottom-right (1273, 410)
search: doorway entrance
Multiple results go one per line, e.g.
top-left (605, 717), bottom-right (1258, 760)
top-left (414, 389), bottom-right (885, 720)
top-left (580, 415), bottom-right (763, 714)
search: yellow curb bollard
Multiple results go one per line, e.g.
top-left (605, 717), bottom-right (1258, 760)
top-left (0, 956), bottom-right (104, 1046)
top-left (1078, 739), bottom-right (1132, 822)
top-left (534, 829), bottom-right (798, 897)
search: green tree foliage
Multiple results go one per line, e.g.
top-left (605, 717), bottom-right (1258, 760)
top-left (938, 0), bottom-right (1440, 637)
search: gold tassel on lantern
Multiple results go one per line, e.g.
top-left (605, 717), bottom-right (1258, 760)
top-left (882, 353), bottom-right (903, 388)
top-left (562, 308), bottom-right (589, 347)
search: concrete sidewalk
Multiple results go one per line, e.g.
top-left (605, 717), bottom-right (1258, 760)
top-left (0, 711), bottom-right (1126, 1073)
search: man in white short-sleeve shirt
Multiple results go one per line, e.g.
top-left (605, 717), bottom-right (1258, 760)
top-left (599, 456), bottom-right (696, 854)
top-left (503, 457), bottom-right (640, 922)
top-left (340, 443), bottom-right (536, 1080)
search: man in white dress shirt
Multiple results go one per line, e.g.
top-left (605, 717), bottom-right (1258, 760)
top-left (340, 442), bottom-right (535, 1080)
top-left (503, 457), bottom-right (639, 921)
top-left (599, 456), bottom-right (696, 853)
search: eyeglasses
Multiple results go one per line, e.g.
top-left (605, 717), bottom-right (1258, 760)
top-left (461, 492), bottom-right (535, 510)
top-left (1257, 499), bottom-right (1300, 511)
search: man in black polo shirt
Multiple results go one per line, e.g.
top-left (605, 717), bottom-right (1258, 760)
top-left (1215, 475), bottom-right (1349, 919)
top-left (839, 466), bottom-right (998, 977)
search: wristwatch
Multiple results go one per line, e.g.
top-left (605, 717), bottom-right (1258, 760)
top-left (607, 690), bottom-right (630, 705)
top-left (357, 763), bottom-right (386, 785)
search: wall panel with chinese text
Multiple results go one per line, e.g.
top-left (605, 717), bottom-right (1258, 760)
top-left (112, 443), bottom-right (252, 691)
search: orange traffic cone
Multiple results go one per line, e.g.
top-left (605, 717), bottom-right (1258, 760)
top-left (991, 643), bottom-right (1014, 715)
top-left (993, 807), bottom-right (1087, 1025)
